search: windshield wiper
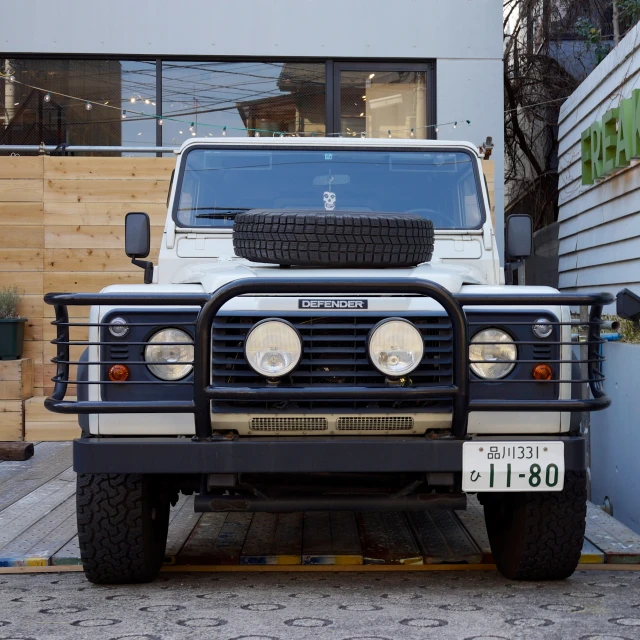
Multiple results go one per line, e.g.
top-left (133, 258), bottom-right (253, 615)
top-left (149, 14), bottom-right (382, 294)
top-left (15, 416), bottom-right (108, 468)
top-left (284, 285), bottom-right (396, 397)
top-left (187, 206), bottom-right (251, 219)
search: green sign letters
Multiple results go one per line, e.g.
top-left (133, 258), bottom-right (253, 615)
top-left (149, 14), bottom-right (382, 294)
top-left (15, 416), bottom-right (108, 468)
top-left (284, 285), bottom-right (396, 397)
top-left (581, 88), bottom-right (640, 185)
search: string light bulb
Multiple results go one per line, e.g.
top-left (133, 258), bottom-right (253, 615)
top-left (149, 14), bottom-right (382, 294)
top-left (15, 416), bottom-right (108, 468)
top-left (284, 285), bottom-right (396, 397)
top-left (44, 92), bottom-right (51, 103)
top-left (191, 131), bottom-right (196, 136)
top-left (8, 75), bottom-right (15, 83)
top-left (121, 110), bottom-right (127, 119)
top-left (144, 99), bottom-right (150, 104)
top-left (189, 122), bottom-right (194, 132)
top-left (453, 121), bottom-right (457, 129)
top-left (222, 126), bottom-right (227, 136)
top-left (435, 126), bottom-right (439, 133)
top-left (85, 102), bottom-right (92, 111)
top-left (388, 130), bottom-right (392, 138)
top-left (158, 119), bottom-right (163, 125)
top-left (360, 132), bottom-right (366, 138)
top-left (466, 120), bottom-right (471, 125)
top-left (410, 128), bottom-right (415, 137)
top-left (130, 97), bottom-right (136, 103)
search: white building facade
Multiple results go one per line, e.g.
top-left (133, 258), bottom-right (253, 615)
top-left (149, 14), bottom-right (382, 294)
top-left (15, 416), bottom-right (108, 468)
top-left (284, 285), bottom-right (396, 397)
top-left (2, 0), bottom-right (505, 251)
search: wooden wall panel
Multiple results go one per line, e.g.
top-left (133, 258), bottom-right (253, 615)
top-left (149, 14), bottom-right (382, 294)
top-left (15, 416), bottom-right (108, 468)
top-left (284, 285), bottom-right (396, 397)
top-left (44, 179), bottom-right (168, 203)
top-left (0, 248), bottom-right (43, 271)
top-left (44, 157), bottom-right (173, 181)
top-left (0, 203), bottom-right (44, 226)
top-left (0, 179), bottom-right (43, 202)
top-left (0, 156), bottom-right (44, 179)
top-left (0, 156), bottom-right (171, 397)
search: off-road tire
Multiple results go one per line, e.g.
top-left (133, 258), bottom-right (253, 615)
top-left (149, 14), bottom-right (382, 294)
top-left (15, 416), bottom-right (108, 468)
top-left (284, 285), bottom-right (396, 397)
top-left (233, 210), bottom-right (434, 267)
top-left (481, 471), bottom-right (587, 580)
top-left (76, 473), bottom-right (170, 584)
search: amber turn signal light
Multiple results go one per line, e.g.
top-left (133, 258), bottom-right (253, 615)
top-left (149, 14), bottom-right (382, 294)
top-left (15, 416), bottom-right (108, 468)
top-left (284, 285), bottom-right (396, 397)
top-left (532, 364), bottom-right (553, 381)
top-left (108, 364), bottom-right (130, 382)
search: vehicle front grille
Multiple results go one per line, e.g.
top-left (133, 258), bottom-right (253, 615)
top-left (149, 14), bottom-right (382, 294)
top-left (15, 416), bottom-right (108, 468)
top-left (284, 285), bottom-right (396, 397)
top-left (212, 312), bottom-right (453, 412)
top-left (336, 416), bottom-right (414, 431)
top-left (250, 417), bottom-right (328, 432)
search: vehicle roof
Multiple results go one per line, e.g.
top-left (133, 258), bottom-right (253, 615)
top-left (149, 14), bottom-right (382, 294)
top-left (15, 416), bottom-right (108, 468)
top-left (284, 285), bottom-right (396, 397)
top-left (177, 136), bottom-right (482, 156)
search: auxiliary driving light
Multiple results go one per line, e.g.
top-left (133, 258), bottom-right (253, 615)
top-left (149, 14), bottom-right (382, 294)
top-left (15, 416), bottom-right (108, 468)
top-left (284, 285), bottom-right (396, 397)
top-left (469, 328), bottom-right (517, 379)
top-left (144, 328), bottom-right (194, 380)
top-left (368, 318), bottom-right (424, 378)
top-left (245, 319), bottom-right (302, 378)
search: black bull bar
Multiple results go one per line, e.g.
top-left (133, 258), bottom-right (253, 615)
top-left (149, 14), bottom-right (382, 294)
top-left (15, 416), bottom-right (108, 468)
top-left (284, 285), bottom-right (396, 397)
top-left (44, 278), bottom-right (613, 440)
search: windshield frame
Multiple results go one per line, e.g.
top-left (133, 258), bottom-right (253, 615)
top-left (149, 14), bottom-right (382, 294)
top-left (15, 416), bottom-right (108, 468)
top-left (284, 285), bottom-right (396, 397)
top-left (171, 144), bottom-right (487, 231)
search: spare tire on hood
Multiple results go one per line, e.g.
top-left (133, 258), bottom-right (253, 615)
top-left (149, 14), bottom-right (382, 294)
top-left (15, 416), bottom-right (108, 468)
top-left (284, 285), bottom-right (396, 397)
top-left (232, 210), bottom-right (434, 268)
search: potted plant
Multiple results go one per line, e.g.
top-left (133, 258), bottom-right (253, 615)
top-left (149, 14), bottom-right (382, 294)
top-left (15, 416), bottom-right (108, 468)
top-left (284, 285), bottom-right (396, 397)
top-left (0, 286), bottom-right (27, 360)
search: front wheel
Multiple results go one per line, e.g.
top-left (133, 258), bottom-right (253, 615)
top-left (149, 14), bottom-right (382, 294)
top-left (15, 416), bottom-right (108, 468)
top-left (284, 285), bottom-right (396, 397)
top-left (481, 471), bottom-right (587, 580)
top-left (76, 473), bottom-right (170, 584)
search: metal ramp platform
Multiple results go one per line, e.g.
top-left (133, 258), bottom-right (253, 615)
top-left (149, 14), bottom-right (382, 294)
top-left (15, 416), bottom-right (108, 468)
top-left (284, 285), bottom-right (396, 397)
top-left (1, 443), bottom-right (640, 572)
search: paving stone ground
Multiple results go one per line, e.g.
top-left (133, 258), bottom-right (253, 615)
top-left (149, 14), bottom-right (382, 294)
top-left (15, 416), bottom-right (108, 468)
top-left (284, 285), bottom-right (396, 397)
top-left (1, 568), bottom-right (640, 640)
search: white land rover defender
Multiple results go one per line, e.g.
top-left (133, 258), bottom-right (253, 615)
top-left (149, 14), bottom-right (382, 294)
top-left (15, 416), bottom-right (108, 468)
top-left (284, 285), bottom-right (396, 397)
top-left (45, 137), bottom-right (612, 584)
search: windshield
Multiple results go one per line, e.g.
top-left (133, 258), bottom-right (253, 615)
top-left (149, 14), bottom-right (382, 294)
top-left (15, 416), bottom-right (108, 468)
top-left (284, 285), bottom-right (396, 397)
top-left (174, 147), bottom-right (484, 229)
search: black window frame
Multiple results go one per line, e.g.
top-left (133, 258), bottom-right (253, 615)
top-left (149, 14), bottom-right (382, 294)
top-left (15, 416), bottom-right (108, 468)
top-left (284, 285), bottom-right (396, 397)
top-left (328, 61), bottom-right (437, 138)
top-left (0, 56), bottom-right (437, 149)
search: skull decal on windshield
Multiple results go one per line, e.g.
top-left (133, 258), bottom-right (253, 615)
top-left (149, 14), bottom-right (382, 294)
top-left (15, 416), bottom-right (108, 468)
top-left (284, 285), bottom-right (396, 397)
top-left (323, 191), bottom-right (336, 211)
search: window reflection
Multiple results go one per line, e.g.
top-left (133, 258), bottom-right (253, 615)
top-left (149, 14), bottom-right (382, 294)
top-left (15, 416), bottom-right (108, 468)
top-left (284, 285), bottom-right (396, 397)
top-left (339, 70), bottom-right (428, 139)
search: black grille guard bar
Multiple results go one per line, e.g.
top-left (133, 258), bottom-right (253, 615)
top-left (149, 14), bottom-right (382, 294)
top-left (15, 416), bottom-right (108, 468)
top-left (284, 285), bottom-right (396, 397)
top-left (44, 278), bottom-right (613, 440)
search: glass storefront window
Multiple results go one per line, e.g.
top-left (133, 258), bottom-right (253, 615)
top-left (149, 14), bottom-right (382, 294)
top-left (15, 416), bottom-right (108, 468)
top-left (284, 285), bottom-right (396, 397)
top-left (161, 62), bottom-right (325, 144)
top-left (0, 59), bottom-right (156, 153)
top-left (0, 59), bottom-right (433, 153)
top-left (336, 67), bottom-right (430, 139)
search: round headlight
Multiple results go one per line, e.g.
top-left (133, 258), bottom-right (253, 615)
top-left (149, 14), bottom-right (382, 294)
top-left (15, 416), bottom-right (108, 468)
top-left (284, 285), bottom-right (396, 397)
top-left (144, 328), bottom-right (194, 380)
top-left (108, 316), bottom-right (129, 338)
top-left (245, 319), bottom-right (302, 378)
top-left (368, 318), bottom-right (424, 378)
top-left (469, 328), bottom-right (517, 379)
top-left (532, 318), bottom-right (553, 339)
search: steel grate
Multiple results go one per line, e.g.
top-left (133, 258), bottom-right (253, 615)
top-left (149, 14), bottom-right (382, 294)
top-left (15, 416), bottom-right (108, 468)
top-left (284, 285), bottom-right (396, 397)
top-left (336, 416), bottom-right (414, 431)
top-left (250, 417), bottom-right (328, 432)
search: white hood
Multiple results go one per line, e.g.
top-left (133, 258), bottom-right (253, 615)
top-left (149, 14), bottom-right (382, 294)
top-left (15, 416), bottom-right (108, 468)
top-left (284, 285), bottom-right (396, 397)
top-left (169, 258), bottom-right (486, 294)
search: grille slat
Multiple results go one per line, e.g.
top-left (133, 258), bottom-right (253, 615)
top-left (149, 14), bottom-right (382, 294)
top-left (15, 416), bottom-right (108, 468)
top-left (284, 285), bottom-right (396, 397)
top-left (212, 313), bottom-right (453, 412)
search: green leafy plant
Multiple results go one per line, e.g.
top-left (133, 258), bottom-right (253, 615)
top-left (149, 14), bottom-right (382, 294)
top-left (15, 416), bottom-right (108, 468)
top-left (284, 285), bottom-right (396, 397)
top-left (575, 17), bottom-right (612, 64)
top-left (0, 285), bottom-right (22, 319)
top-left (618, 318), bottom-right (640, 344)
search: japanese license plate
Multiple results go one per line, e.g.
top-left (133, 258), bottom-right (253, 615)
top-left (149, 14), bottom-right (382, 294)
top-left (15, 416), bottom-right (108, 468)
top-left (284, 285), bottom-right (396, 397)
top-left (462, 441), bottom-right (565, 492)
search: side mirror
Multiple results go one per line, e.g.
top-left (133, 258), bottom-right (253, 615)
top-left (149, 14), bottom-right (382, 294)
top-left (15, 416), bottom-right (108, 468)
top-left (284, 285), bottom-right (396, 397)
top-left (125, 212), bottom-right (151, 258)
top-left (125, 212), bottom-right (153, 284)
top-left (505, 214), bottom-right (533, 261)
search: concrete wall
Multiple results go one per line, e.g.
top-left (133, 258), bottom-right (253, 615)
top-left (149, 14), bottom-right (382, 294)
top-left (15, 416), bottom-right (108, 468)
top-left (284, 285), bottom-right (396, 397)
top-left (557, 22), bottom-right (640, 308)
top-left (3, 0), bottom-right (505, 257)
top-left (591, 342), bottom-right (640, 534)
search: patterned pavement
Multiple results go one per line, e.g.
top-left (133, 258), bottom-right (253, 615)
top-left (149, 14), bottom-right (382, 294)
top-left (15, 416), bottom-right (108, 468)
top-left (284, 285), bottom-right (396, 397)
top-left (1, 569), bottom-right (640, 640)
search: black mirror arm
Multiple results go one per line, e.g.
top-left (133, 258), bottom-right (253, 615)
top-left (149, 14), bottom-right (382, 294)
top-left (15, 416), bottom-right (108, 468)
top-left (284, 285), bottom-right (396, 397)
top-left (131, 258), bottom-right (154, 284)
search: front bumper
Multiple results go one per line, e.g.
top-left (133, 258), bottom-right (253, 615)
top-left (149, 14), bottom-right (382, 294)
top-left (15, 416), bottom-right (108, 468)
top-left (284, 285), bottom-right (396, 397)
top-left (73, 435), bottom-right (586, 475)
